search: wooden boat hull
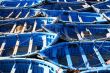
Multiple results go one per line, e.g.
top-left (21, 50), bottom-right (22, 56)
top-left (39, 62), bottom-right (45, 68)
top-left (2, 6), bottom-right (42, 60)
top-left (0, 9), bottom-right (107, 23)
top-left (0, 17), bottom-right (57, 35)
top-left (0, 58), bottom-right (63, 73)
top-left (0, 32), bottom-right (58, 58)
top-left (39, 41), bottom-right (110, 72)
top-left (43, 23), bottom-right (110, 41)
top-left (92, 1), bottom-right (110, 13)
top-left (0, 1), bottom-right (42, 8)
top-left (35, 1), bottom-right (91, 11)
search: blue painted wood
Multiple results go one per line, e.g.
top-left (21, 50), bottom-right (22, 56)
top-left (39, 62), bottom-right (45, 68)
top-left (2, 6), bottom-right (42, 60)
top-left (0, 32), bottom-right (58, 57)
top-left (92, 1), bottom-right (110, 13)
top-left (43, 23), bottom-right (110, 41)
top-left (0, 9), bottom-right (107, 23)
top-left (39, 41), bottom-right (110, 72)
top-left (0, 1), bottom-right (42, 8)
top-left (0, 17), bottom-right (57, 34)
top-left (0, 58), bottom-right (62, 73)
top-left (36, 2), bottom-right (91, 11)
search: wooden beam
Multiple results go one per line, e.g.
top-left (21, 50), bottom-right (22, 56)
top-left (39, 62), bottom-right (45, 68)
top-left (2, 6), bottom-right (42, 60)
top-left (79, 47), bottom-right (90, 68)
top-left (64, 46), bottom-right (73, 68)
top-left (77, 32), bottom-right (82, 40)
top-left (32, 20), bottom-right (37, 32)
top-left (10, 23), bottom-right (17, 33)
top-left (68, 7), bottom-right (73, 11)
top-left (12, 40), bottom-right (20, 55)
top-left (42, 36), bottom-right (46, 48)
top-left (39, 65), bottom-right (49, 73)
top-left (15, 11), bottom-right (22, 18)
top-left (28, 38), bottom-right (33, 53)
top-left (107, 5), bottom-right (110, 8)
top-left (27, 20), bottom-right (37, 53)
top-left (27, 64), bottom-right (32, 73)
top-left (78, 15), bottom-right (83, 23)
top-left (32, 2), bottom-right (35, 6)
top-left (6, 12), bottom-right (13, 18)
top-left (93, 46), bottom-right (106, 67)
top-left (0, 41), bottom-right (6, 55)
top-left (10, 64), bottom-right (16, 73)
top-left (68, 14), bottom-right (73, 22)
top-left (64, 0), bottom-right (67, 2)
top-left (23, 3), bottom-right (28, 7)
top-left (16, 3), bottom-right (20, 7)
top-left (57, 0), bottom-right (59, 2)
top-left (24, 12), bottom-right (30, 18)
top-left (21, 22), bottom-right (27, 33)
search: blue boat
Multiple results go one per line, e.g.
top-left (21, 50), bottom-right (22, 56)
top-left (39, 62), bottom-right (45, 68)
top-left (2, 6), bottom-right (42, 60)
top-left (45, 0), bottom-right (106, 2)
top-left (43, 23), bottom-right (110, 41)
top-left (39, 41), bottom-right (110, 72)
top-left (0, 32), bottom-right (58, 57)
top-left (0, 9), bottom-right (107, 23)
top-left (0, 1), bottom-right (42, 8)
top-left (0, 8), bottom-right (39, 20)
top-left (35, 1), bottom-right (91, 11)
top-left (0, 17), bottom-right (57, 35)
top-left (0, 58), bottom-right (63, 73)
top-left (92, 1), bottom-right (110, 13)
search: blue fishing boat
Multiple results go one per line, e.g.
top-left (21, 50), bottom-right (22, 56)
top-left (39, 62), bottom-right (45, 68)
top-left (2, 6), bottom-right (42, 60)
top-left (43, 23), bottom-right (110, 41)
top-left (0, 9), bottom-right (107, 23)
top-left (0, 8), bottom-right (39, 20)
top-left (0, 32), bottom-right (58, 57)
top-left (0, 1), bottom-right (42, 8)
top-left (45, 0), bottom-right (106, 2)
top-left (39, 41), bottom-right (110, 72)
top-left (92, 1), bottom-right (110, 13)
top-left (0, 58), bottom-right (63, 73)
top-left (0, 17), bottom-right (57, 34)
top-left (35, 1), bottom-right (91, 11)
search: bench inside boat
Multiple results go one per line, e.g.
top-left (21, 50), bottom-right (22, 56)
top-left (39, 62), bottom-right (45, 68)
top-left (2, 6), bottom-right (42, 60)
top-left (0, 32), bottom-right (58, 57)
top-left (39, 42), bottom-right (110, 72)
top-left (0, 58), bottom-right (62, 73)
top-left (0, 17), bottom-right (57, 34)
